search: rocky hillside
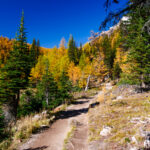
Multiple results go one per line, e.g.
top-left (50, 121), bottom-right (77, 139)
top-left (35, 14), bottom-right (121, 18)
top-left (88, 83), bottom-right (150, 150)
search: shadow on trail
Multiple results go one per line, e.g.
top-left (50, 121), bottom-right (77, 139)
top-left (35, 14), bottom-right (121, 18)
top-left (72, 100), bottom-right (89, 105)
top-left (74, 96), bottom-right (94, 100)
top-left (55, 107), bottom-right (89, 120)
top-left (54, 98), bottom-right (99, 120)
top-left (24, 146), bottom-right (48, 150)
top-left (89, 102), bottom-right (100, 108)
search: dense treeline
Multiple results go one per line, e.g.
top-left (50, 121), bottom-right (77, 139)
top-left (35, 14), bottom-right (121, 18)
top-left (0, 0), bottom-right (150, 143)
top-left (0, 12), bottom-right (72, 141)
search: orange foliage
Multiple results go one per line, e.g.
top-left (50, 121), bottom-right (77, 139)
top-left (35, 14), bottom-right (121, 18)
top-left (0, 36), bottom-right (13, 67)
top-left (68, 62), bottom-right (81, 85)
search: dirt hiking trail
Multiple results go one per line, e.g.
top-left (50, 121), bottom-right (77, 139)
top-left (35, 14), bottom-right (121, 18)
top-left (19, 94), bottom-right (98, 150)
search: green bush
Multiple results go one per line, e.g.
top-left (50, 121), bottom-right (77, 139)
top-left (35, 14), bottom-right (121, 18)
top-left (17, 90), bottom-right (43, 118)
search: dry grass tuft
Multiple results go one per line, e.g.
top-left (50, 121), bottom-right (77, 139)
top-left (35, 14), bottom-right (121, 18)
top-left (0, 108), bottom-right (61, 150)
top-left (63, 124), bottom-right (76, 150)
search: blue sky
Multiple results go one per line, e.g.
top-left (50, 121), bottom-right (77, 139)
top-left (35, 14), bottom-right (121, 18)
top-left (0, 0), bottom-right (127, 48)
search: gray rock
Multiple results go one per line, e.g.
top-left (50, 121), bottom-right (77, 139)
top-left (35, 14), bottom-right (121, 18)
top-left (144, 133), bottom-right (150, 149)
top-left (117, 96), bottom-right (123, 100)
top-left (100, 126), bottom-right (112, 136)
top-left (129, 147), bottom-right (137, 150)
top-left (105, 83), bottom-right (113, 90)
top-left (33, 114), bottom-right (41, 121)
top-left (42, 110), bottom-right (47, 115)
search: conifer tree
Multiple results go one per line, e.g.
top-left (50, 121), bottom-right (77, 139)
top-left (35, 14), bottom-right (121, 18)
top-left (101, 35), bottom-right (116, 78)
top-left (30, 38), bottom-right (40, 67)
top-left (30, 38), bottom-right (37, 67)
top-left (68, 35), bottom-right (76, 63)
top-left (59, 71), bottom-right (72, 104)
top-left (36, 59), bottom-right (58, 106)
top-left (113, 62), bottom-right (122, 80)
top-left (0, 11), bottom-right (31, 121)
top-left (78, 43), bottom-right (82, 62)
top-left (36, 40), bottom-right (40, 60)
top-left (68, 35), bottom-right (80, 65)
top-left (121, 7), bottom-right (150, 88)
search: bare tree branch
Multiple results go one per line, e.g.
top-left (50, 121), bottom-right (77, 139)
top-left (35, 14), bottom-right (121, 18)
top-left (100, 0), bottom-right (148, 31)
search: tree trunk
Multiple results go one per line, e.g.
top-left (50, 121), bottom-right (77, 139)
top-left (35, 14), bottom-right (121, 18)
top-left (45, 88), bottom-right (49, 105)
top-left (85, 75), bottom-right (91, 91)
top-left (141, 74), bottom-right (146, 92)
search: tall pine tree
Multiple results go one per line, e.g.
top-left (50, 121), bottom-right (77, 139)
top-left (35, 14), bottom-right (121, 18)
top-left (68, 35), bottom-right (81, 65)
top-left (120, 7), bottom-right (150, 88)
top-left (0, 11), bottom-right (31, 122)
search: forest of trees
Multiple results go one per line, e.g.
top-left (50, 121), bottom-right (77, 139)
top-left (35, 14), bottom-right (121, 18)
top-left (0, 0), bottom-right (150, 145)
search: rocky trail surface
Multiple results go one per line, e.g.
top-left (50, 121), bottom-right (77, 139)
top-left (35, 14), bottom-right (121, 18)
top-left (19, 94), bottom-right (98, 150)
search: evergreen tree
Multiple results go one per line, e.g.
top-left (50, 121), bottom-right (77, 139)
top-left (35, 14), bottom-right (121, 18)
top-left (113, 62), bottom-right (122, 80)
top-left (101, 35), bottom-right (116, 78)
top-left (30, 38), bottom-right (40, 67)
top-left (78, 43), bottom-right (82, 62)
top-left (59, 71), bottom-right (72, 104)
top-left (121, 7), bottom-right (150, 88)
top-left (68, 35), bottom-right (80, 65)
top-left (68, 35), bottom-right (76, 63)
top-left (100, 0), bottom-right (149, 31)
top-left (30, 38), bottom-right (37, 67)
top-left (0, 11), bottom-right (31, 121)
top-left (36, 39), bottom-right (40, 60)
top-left (36, 59), bottom-right (58, 107)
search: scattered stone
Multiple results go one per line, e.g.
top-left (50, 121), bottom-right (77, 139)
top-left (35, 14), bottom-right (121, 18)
top-left (111, 85), bottom-right (138, 98)
top-left (131, 117), bottom-right (142, 124)
top-left (98, 91), bottom-right (103, 96)
top-left (100, 126), bottom-right (112, 136)
top-left (139, 128), bottom-right (147, 137)
top-left (144, 133), bottom-right (150, 149)
top-left (33, 114), bottom-right (41, 121)
top-left (40, 125), bottom-right (48, 128)
top-left (42, 110), bottom-right (47, 115)
top-left (127, 106), bottom-right (132, 109)
top-left (129, 147), bottom-right (137, 150)
top-left (131, 117), bottom-right (150, 125)
top-left (117, 96), bottom-right (123, 100)
top-left (105, 83), bottom-right (113, 90)
top-left (144, 140), bottom-right (150, 149)
top-left (145, 117), bottom-right (150, 122)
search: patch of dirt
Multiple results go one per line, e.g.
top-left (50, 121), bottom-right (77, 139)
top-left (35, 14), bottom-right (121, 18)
top-left (65, 110), bottom-right (89, 150)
